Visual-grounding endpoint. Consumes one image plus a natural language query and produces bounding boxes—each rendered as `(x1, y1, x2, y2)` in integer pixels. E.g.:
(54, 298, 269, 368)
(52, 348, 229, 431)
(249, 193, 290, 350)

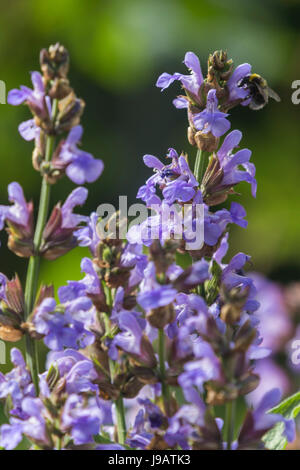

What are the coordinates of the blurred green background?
(0, 0, 300, 369)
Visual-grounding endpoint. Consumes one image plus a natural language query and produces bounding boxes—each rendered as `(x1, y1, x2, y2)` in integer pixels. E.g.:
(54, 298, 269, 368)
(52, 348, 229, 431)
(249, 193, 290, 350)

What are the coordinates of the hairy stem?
(103, 289, 127, 445)
(194, 148, 209, 184)
(158, 327, 170, 415)
(24, 99, 58, 392)
(225, 400, 235, 450)
(115, 395, 127, 445)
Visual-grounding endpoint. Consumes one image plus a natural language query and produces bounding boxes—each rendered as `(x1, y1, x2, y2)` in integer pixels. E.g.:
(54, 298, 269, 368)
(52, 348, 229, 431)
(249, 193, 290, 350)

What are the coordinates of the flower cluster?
(0, 46, 296, 451)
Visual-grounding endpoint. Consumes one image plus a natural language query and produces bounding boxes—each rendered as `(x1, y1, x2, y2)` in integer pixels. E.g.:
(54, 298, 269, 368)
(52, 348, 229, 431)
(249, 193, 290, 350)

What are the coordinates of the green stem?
(194, 149, 209, 184)
(24, 99, 58, 393)
(103, 291, 127, 445)
(103, 313, 115, 380)
(225, 400, 235, 450)
(115, 395, 127, 445)
(158, 327, 170, 414)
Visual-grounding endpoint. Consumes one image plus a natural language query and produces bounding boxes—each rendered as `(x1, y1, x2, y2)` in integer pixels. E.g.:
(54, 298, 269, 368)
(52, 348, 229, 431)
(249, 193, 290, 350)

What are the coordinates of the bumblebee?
(238, 73, 280, 110)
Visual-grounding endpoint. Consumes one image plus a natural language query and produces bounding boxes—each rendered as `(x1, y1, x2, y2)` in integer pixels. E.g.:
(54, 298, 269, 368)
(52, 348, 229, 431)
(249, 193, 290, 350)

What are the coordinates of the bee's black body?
(238, 73, 280, 110)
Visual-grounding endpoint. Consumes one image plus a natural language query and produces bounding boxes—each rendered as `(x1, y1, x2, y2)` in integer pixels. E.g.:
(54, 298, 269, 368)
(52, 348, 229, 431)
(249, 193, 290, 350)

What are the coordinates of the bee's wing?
(268, 87, 281, 102)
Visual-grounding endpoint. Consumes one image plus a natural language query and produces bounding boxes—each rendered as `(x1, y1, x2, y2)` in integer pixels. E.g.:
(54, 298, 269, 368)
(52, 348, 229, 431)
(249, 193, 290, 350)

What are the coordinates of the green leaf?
(93, 433, 114, 445)
(268, 391, 300, 419)
(204, 260, 222, 305)
(263, 391, 300, 450)
(93, 434, 135, 450)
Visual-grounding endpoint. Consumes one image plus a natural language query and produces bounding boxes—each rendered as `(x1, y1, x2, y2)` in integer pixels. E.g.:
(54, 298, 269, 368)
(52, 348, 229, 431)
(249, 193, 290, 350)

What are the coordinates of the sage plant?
(0, 46, 298, 450)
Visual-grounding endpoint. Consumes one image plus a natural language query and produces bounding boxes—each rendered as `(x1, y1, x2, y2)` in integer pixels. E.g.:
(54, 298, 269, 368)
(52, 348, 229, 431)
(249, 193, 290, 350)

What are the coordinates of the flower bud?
(238, 371, 260, 396)
(122, 295, 137, 310)
(40, 205, 77, 260)
(234, 320, 257, 352)
(185, 232, 223, 262)
(147, 435, 169, 451)
(194, 130, 219, 153)
(46, 363, 60, 391)
(201, 154, 228, 206)
(220, 304, 241, 325)
(6, 202, 35, 258)
(0, 275, 25, 341)
(139, 335, 157, 368)
(130, 366, 158, 385)
(122, 375, 145, 399)
(104, 266, 131, 289)
(0, 323, 23, 342)
(207, 50, 233, 85)
(149, 240, 178, 275)
(187, 125, 196, 146)
(220, 285, 250, 326)
(147, 304, 175, 329)
(48, 78, 72, 100)
(55, 92, 85, 133)
(205, 381, 238, 405)
(40, 43, 70, 80)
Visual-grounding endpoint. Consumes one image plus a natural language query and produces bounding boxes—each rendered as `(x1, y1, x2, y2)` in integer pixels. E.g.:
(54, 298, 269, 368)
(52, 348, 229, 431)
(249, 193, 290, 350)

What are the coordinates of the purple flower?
(61, 187, 89, 229)
(113, 312, 143, 356)
(193, 89, 231, 137)
(182, 259, 210, 287)
(230, 202, 248, 228)
(0, 420, 24, 450)
(216, 130, 257, 197)
(41, 350, 98, 397)
(54, 125, 103, 184)
(127, 200, 181, 247)
(238, 389, 295, 447)
(156, 51, 203, 105)
(227, 63, 252, 104)
(34, 299, 78, 350)
(61, 395, 103, 445)
(62, 257, 101, 299)
(178, 343, 221, 393)
(46, 348, 90, 374)
(7, 71, 48, 116)
(0, 182, 31, 231)
(75, 212, 100, 255)
(203, 206, 234, 246)
(127, 409, 152, 449)
(64, 360, 98, 394)
(222, 252, 259, 313)
(0, 349, 34, 413)
(121, 243, 148, 288)
(18, 119, 40, 142)
(0, 398, 49, 450)
(138, 285, 177, 311)
(128, 196, 243, 252)
(174, 293, 207, 325)
(34, 296, 95, 351)
(97, 444, 125, 450)
(137, 150, 197, 206)
(249, 273, 292, 352)
(21, 398, 48, 443)
(172, 315, 209, 359)
(247, 359, 291, 408)
(0, 273, 7, 302)
(138, 398, 165, 429)
(165, 388, 206, 449)
(113, 311, 155, 367)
